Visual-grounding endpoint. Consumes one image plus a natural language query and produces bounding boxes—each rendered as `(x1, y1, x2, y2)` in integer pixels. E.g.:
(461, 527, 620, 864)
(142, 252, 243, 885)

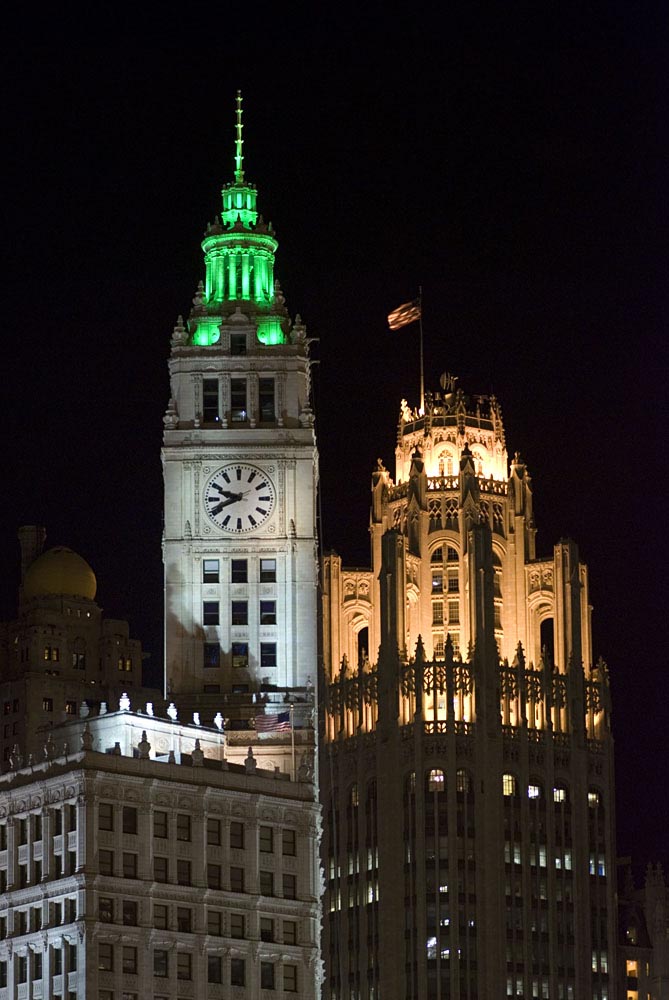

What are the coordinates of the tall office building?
(321, 379, 617, 999)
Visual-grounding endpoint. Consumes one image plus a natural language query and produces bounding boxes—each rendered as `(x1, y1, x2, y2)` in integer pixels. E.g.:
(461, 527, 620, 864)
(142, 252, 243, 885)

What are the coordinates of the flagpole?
(418, 286, 424, 412)
(290, 704, 295, 781)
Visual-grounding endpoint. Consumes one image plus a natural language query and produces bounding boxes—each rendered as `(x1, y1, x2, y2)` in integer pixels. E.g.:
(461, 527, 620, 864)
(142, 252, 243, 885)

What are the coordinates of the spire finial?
(234, 89, 244, 183)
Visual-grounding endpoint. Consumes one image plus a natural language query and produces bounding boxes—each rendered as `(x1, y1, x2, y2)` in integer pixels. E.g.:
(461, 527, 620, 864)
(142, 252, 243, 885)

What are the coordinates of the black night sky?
(0, 11, 666, 877)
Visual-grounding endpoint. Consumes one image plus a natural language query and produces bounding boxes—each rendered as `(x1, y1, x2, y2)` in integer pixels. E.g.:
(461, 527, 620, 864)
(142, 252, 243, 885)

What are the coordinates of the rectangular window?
(207, 863, 221, 889)
(448, 599, 460, 625)
(260, 558, 277, 583)
(203, 601, 220, 626)
(283, 873, 297, 899)
(72, 651, 85, 669)
(261, 962, 275, 990)
(208, 955, 222, 984)
(284, 964, 298, 993)
(153, 950, 168, 978)
(260, 642, 277, 668)
(153, 811, 168, 838)
(176, 813, 191, 842)
(260, 870, 274, 896)
(231, 958, 246, 987)
(65, 699, 77, 715)
(283, 919, 297, 945)
(259, 825, 274, 853)
(260, 600, 276, 625)
(207, 909, 222, 936)
(230, 866, 245, 892)
(203, 642, 220, 668)
(231, 558, 248, 583)
(117, 656, 132, 672)
(230, 912, 245, 939)
(207, 818, 221, 846)
(230, 378, 247, 422)
(231, 600, 248, 626)
(176, 907, 192, 933)
(99, 943, 114, 972)
(18, 818, 27, 845)
(447, 570, 459, 592)
(123, 853, 138, 879)
(230, 332, 246, 356)
(203, 683, 220, 693)
(282, 828, 297, 856)
(99, 850, 114, 876)
(203, 378, 220, 423)
(122, 900, 138, 925)
(177, 953, 192, 981)
(432, 572, 443, 593)
(122, 946, 137, 975)
(432, 601, 444, 625)
(153, 904, 168, 929)
(43, 697, 53, 712)
(32, 952, 42, 981)
(154, 856, 169, 883)
(122, 806, 137, 834)
(259, 378, 275, 422)
(176, 859, 191, 886)
(52, 948, 62, 974)
(232, 642, 249, 668)
(260, 917, 274, 942)
(230, 821, 244, 849)
(203, 558, 220, 583)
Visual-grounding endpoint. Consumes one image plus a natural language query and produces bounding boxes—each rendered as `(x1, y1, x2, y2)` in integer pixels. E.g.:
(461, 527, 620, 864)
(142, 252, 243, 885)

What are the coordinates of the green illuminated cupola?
(194, 91, 285, 346)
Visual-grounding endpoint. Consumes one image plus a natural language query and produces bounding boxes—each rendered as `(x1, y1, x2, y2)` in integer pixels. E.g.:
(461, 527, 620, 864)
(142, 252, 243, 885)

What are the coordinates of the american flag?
(387, 298, 421, 331)
(255, 711, 291, 734)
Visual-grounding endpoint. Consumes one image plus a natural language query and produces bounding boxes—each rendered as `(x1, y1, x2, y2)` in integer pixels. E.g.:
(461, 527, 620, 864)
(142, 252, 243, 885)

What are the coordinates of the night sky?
(0, 12, 666, 877)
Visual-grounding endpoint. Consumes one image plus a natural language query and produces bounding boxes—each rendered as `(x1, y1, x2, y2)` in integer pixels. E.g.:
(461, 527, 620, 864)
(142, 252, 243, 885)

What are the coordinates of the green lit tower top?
(189, 91, 285, 346)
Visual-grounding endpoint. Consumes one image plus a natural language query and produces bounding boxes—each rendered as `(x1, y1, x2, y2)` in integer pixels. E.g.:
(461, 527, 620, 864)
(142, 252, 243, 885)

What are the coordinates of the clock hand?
(211, 494, 243, 515)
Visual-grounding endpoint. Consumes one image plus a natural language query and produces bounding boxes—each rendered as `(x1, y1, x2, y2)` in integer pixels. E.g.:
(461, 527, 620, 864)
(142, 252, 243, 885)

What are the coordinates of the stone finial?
(99, 701, 107, 715)
(137, 732, 151, 759)
(81, 725, 93, 751)
(191, 739, 204, 767)
(245, 747, 257, 774)
(192, 712, 201, 726)
(167, 703, 178, 722)
(171, 315, 188, 346)
(213, 712, 224, 731)
(111, 742, 122, 756)
(43, 733, 55, 760)
(298, 756, 314, 783)
(79, 701, 90, 719)
(119, 693, 131, 712)
(145, 702, 154, 717)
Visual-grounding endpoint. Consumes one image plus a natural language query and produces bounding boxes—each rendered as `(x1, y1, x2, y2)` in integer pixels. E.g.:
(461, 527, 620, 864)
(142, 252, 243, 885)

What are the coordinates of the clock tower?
(162, 94, 318, 719)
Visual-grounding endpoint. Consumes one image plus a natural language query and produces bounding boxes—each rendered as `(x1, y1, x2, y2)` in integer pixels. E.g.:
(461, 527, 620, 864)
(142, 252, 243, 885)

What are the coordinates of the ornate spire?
(234, 90, 244, 184)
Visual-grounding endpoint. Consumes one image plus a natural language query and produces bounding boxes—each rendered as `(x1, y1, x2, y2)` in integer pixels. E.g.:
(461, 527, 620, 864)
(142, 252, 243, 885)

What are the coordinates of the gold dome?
(23, 546, 97, 601)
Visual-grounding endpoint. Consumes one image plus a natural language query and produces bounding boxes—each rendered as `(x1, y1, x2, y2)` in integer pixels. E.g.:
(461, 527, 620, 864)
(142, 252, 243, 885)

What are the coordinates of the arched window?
(428, 769, 445, 793)
(502, 773, 516, 797)
(455, 769, 471, 794)
(553, 785, 568, 804)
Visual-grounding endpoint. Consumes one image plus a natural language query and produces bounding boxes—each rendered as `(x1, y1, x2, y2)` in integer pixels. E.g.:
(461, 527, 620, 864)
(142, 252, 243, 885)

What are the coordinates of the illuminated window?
(553, 786, 566, 803)
(232, 642, 248, 668)
(456, 769, 470, 793)
(528, 784, 540, 799)
(428, 769, 445, 792)
(588, 790, 600, 808)
(502, 774, 516, 796)
(350, 784, 359, 808)
(203, 559, 219, 583)
(626, 960, 639, 978)
(117, 656, 132, 672)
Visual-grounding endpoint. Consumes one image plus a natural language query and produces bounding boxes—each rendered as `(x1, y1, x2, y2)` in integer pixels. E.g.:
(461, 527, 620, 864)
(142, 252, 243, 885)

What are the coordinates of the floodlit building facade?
(321, 380, 617, 999)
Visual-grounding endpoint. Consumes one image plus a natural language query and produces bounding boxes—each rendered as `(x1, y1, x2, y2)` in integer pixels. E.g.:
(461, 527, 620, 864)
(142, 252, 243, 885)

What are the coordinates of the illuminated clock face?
(204, 464, 276, 533)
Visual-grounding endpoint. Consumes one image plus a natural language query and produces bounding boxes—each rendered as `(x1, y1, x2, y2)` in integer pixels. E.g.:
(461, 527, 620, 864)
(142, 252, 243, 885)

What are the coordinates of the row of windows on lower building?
(98, 899, 298, 942)
(98, 806, 297, 855)
(99, 945, 299, 991)
(203, 557, 276, 584)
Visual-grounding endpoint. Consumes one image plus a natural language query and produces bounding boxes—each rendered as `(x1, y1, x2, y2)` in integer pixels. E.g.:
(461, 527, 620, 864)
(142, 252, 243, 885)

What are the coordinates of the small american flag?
(387, 298, 421, 331)
(255, 711, 291, 734)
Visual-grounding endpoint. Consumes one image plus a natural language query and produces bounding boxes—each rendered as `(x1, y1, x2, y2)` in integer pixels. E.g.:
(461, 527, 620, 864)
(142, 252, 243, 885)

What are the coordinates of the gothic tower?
(162, 95, 318, 728)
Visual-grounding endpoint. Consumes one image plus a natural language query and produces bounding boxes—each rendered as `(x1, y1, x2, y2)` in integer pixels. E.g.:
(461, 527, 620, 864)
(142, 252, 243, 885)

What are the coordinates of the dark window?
(259, 826, 274, 853)
(203, 558, 220, 583)
(260, 642, 277, 668)
(122, 946, 137, 975)
(232, 642, 248, 668)
(154, 856, 169, 883)
(259, 378, 275, 421)
(153, 950, 168, 977)
(231, 958, 246, 987)
(207, 909, 222, 936)
(153, 811, 168, 838)
(65, 700, 77, 715)
(261, 962, 275, 990)
(32, 952, 42, 981)
(204, 642, 220, 668)
(260, 917, 274, 942)
(176, 814, 191, 842)
(99, 897, 114, 923)
(230, 913, 245, 938)
(230, 866, 244, 892)
(99, 850, 114, 876)
(99, 803, 114, 832)
(230, 378, 247, 421)
(177, 907, 192, 933)
(203, 601, 219, 626)
(231, 559, 248, 583)
(42, 697, 53, 712)
(231, 600, 248, 626)
(207, 863, 221, 890)
(18, 819, 27, 845)
(283, 919, 297, 945)
(122, 900, 137, 926)
(230, 821, 244, 849)
(207, 818, 221, 846)
(123, 853, 137, 879)
(260, 600, 276, 625)
(99, 943, 113, 972)
(260, 870, 274, 896)
(230, 332, 246, 356)
(282, 828, 297, 856)
(283, 873, 296, 899)
(208, 955, 222, 984)
(176, 859, 191, 886)
(260, 558, 276, 583)
(203, 378, 219, 423)
(122, 807, 137, 835)
(177, 953, 192, 981)
(154, 904, 168, 929)
(284, 964, 298, 993)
